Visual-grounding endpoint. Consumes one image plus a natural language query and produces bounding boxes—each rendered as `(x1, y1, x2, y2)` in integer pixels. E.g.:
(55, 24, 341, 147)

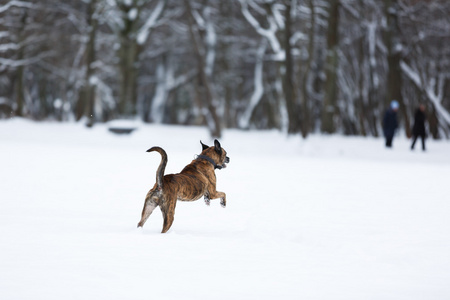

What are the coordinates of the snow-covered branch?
(0, 0, 34, 14)
(239, 0, 283, 60)
(239, 41, 267, 129)
(0, 43, 20, 52)
(0, 51, 54, 68)
(0, 32, 9, 39)
(150, 61, 196, 123)
(400, 60, 450, 125)
(137, 0, 165, 45)
(204, 7, 216, 77)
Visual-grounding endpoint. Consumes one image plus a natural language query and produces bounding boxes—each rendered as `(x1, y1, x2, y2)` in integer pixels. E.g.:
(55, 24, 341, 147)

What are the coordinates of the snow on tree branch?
(0, 43, 20, 52)
(239, 40, 267, 129)
(239, 0, 283, 60)
(400, 60, 450, 125)
(137, 0, 165, 45)
(0, 0, 34, 14)
(0, 51, 53, 68)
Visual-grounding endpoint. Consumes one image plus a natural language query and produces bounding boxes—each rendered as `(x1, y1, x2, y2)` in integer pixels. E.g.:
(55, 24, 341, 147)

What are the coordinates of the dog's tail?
(146, 146, 167, 189)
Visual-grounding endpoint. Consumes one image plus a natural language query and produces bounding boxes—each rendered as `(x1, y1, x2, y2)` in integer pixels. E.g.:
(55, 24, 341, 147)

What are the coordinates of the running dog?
(137, 140, 230, 233)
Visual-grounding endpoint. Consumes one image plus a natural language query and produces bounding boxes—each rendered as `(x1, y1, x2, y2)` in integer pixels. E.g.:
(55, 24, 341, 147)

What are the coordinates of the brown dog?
(137, 139, 230, 233)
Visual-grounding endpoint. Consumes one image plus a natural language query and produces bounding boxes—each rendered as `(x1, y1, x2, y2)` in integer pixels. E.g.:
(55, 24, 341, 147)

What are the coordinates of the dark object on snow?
(411, 105, 427, 151)
(382, 101, 399, 148)
(108, 127, 136, 134)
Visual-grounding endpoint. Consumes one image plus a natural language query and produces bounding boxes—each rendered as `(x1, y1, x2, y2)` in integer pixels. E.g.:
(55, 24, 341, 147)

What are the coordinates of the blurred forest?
(0, 0, 449, 138)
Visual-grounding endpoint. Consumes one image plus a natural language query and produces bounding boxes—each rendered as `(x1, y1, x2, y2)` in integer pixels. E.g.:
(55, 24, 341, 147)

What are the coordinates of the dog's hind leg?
(160, 198, 176, 233)
(137, 192, 159, 228)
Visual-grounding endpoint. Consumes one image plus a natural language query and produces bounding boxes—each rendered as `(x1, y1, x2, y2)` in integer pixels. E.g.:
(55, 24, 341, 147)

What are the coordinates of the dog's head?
(200, 139, 230, 169)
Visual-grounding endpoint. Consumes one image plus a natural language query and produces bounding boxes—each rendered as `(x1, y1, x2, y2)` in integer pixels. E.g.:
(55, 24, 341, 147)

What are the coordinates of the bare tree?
(1, 0, 450, 140)
(184, 0, 222, 138)
(383, 0, 411, 136)
(106, 0, 165, 116)
(321, 0, 340, 134)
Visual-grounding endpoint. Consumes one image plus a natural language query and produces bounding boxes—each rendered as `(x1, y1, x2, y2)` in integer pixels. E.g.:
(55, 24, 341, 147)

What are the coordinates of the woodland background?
(0, 0, 449, 139)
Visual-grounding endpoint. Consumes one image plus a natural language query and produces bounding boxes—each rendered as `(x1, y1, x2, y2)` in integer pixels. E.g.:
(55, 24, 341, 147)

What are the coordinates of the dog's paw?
(204, 196, 210, 206)
(220, 198, 226, 208)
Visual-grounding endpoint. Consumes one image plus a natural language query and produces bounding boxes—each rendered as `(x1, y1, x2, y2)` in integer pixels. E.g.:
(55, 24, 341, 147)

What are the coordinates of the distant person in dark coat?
(411, 104, 427, 151)
(383, 100, 399, 148)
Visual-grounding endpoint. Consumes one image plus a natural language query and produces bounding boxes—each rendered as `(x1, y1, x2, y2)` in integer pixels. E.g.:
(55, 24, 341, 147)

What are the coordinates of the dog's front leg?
(209, 191, 226, 208)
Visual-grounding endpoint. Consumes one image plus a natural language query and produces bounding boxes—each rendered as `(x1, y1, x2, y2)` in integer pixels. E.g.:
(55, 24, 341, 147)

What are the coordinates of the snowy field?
(1, 119, 450, 300)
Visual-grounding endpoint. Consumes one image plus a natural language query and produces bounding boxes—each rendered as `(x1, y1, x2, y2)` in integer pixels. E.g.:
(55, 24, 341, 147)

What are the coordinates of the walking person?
(411, 104, 427, 151)
(383, 100, 399, 148)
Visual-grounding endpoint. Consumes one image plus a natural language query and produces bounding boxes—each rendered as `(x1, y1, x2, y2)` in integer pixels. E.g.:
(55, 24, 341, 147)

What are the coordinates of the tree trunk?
(367, 23, 380, 137)
(283, 1, 299, 134)
(428, 104, 440, 139)
(118, 38, 139, 117)
(357, 34, 367, 137)
(184, 0, 221, 138)
(14, 10, 28, 117)
(321, 0, 340, 134)
(15, 60, 25, 117)
(300, 0, 315, 138)
(384, 0, 410, 137)
(239, 41, 266, 129)
(84, 0, 98, 127)
(116, 1, 140, 117)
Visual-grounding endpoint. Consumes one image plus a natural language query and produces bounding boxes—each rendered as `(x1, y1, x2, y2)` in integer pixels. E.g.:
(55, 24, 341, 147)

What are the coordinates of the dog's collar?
(196, 155, 222, 170)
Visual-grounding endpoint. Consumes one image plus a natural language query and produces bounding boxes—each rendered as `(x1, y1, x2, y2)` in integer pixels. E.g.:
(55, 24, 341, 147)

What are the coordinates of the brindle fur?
(137, 140, 230, 233)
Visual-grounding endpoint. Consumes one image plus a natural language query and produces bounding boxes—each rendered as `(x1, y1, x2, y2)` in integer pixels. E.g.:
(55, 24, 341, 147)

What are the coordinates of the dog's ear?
(214, 139, 222, 155)
(200, 140, 209, 151)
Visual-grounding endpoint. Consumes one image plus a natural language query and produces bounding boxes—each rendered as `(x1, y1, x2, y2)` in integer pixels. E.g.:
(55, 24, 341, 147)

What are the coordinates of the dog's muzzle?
(222, 156, 230, 168)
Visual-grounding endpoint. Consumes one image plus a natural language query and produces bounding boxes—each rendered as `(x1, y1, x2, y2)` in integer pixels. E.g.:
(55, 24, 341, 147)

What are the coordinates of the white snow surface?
(1, 119, 450, 299)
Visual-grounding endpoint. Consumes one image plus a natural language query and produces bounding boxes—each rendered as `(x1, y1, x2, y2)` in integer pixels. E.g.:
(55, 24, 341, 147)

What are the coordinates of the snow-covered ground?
(1, 119, 450, 300)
